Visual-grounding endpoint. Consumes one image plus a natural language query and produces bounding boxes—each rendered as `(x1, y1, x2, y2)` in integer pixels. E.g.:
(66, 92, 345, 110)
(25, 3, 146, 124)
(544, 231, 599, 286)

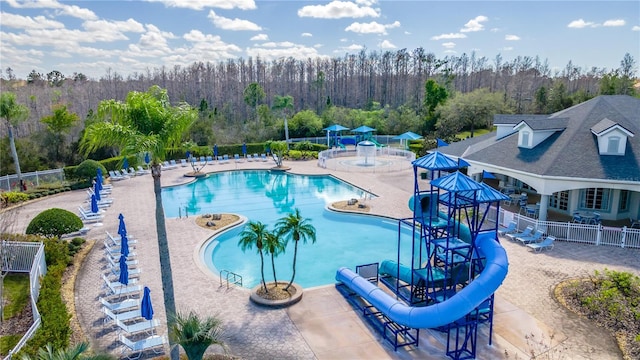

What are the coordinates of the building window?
(607, 136, 620, 154)
(549, 191, 568, 211)
(579, 188, 611, 211)
(619, 190, 630, 211)
(521, 131, 530, 147)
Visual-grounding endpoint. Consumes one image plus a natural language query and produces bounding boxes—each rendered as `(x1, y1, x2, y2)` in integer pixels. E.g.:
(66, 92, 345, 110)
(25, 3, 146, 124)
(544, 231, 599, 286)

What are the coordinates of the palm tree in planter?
(275, 208, 317, 290)
(263, 230, 286, 286)
(80, 85, 197, 360)
(238, 221, 269, 293)
(169, 311, 227, 360)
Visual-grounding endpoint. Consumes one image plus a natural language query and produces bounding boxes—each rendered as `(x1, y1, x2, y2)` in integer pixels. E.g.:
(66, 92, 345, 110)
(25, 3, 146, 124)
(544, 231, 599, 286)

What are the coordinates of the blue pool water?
(162, 170, 417, 288)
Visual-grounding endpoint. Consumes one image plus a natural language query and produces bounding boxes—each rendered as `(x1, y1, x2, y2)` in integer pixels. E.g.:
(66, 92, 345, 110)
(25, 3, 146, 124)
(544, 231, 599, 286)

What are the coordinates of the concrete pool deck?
(7, 157, 640, 359)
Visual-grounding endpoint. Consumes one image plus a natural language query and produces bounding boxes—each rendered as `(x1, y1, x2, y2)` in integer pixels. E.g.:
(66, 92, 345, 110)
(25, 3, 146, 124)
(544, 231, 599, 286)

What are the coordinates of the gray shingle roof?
(515, 117, 569, 131)
(590, 117, 634, 136)
(440, 95, 640, 181)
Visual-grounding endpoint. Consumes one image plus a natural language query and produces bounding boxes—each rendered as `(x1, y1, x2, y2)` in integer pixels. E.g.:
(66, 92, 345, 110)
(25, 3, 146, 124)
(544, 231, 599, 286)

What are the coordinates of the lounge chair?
(505, 225, 533, 242)
(78, 207, 104, 222)
(106, 254, 138, 269)
(115, 318, 160, 336)
(180, 159, 188, 167)
(220, 154, 230, 164)
(246, 154, 253, 162)
(234, 154, 243, 163)
(497, 221, 517, 236)
(136, 166, 150, 175)
(109, 170, 127, 181)
(100, 297, 139, 313)
(102, 274, 141, 296)
(104, 241, 136, 258)
(169, 159, 178, 168)
(107, 264, 141, 279)
(526, 236, 556, 252)
(105, 231, 138, 247)
(103, 306, 143, 325)
(516, 229, 545, 245)
(115, 170, 131, 179)
(260, 153, 268, 162)
(119, 334, 167, 360)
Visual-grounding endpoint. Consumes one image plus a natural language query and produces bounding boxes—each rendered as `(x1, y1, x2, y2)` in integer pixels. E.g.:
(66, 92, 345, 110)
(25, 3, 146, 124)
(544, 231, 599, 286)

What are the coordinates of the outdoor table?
(578, 212, 596, 224)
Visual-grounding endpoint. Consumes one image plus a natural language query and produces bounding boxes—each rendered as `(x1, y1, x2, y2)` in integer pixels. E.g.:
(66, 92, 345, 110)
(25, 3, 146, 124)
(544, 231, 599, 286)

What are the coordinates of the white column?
(538, 194, 550, 221)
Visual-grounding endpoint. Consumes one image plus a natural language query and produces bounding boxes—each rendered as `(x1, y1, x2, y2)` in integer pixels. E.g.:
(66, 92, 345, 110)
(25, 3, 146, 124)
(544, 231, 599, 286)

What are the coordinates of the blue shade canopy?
(412, 151, 459, 170)
(458, 158, 471, 168)
(141, 287, 154, 320)
(477, 182, 510, 202)
(430, 171, 484, 192)
(118, 255, 129, 285)
(352, 125, 376, 133)
(90, 194, 99, 213)
(393, 131, 422, 140)
(482, 170, 497, 180)
(439, 182, 510, 204)
(436, 138, 449, 147)
(323, 124, 350, 132)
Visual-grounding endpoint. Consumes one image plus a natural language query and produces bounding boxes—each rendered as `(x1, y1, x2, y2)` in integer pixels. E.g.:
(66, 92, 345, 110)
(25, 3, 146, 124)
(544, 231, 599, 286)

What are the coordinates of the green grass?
(3, 273, 30, 320)
(455, 128, 491, 140)
(0, 334, 23, 356)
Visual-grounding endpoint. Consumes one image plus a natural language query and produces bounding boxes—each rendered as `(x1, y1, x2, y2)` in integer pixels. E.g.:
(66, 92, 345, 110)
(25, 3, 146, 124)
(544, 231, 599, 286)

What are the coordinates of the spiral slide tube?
(335, 232, 508, 329)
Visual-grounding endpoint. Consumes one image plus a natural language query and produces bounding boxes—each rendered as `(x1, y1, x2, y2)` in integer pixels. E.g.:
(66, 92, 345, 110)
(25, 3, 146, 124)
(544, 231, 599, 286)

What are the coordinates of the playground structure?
(335, 151, 510, 359)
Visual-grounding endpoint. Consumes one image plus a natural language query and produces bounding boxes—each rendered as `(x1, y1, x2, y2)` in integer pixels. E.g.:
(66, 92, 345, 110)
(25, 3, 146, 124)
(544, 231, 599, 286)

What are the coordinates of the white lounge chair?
(119, 334, 167, 360)
(106, 254, 139, 269)
(108, 170, 126, 181)
(78, 207, 104, 223)
(104, 242, 136, 258)
(246, 154, 253, 162)
(103, 277, 141, 297)
(221, 154, 230, 164)
(234, 154, 243, 163)
(180, 159, 188, 167)
(506, 225, 533, 242)
(103, 307, 143, 325)
(526, 236, 556, 252)
(105, 231, 138, 247)
(100, 297, 139, 313)
(115, 318, 160, 336)
(260, 153, 268, 162)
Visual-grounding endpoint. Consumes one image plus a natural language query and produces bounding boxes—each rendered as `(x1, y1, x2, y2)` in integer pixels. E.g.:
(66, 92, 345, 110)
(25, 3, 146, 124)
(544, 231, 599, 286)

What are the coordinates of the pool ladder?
(219, 270, 243, 289)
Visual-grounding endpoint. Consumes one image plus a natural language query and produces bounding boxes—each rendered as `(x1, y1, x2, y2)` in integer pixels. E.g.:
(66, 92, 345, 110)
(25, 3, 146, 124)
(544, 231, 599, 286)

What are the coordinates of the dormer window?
(513, 118, 567, 149)
(591, 118, 634, 156)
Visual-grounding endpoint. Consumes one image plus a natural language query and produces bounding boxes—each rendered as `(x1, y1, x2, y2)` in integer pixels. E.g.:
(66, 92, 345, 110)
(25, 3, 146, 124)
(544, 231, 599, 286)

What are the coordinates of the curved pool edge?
(193, 214, 248, 286)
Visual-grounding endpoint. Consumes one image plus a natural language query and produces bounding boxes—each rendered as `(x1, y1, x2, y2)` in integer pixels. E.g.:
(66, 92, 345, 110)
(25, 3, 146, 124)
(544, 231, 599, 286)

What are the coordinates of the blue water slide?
(335, 231, 508, 329)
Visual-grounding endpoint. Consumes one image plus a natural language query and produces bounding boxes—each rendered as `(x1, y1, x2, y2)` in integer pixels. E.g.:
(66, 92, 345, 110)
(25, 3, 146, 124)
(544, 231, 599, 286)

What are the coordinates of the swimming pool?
(162, 170, 418, 288)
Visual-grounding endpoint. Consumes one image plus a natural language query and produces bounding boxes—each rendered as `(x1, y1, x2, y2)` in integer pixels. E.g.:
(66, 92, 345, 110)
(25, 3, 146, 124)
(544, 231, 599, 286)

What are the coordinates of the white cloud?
(301, 32, 312, 37)
(0, 12, 65, 29)
(500, 46, 514, 51)
(505, 34, 520, 41)
(247, 41, 324, 61)
(144, 0, 256, 10)
(3, 0, 97, 20)
(57, 4, 98, 20)
(633, 25, 640, 31)
(338, 44, 365, 52)
(208, 10, 261, 30)
(442, 42, 456, 49)
(568, 19, 596, 28)
(83, 18, 145, 34)
(250, 33, 269, 41)
(431, 33, 466, 40)
(379, 40, 395, 49)
(298, 0, 380, 19)
(345, 20, 399, 34)
(444, 50, 456, 54)
(460, 15, 488, 32)
(603, 19, 625, 27)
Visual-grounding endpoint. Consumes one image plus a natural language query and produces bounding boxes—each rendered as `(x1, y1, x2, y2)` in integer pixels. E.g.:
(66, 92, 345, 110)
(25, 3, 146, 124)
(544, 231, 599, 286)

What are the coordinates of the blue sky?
(1, 0, 638, 80)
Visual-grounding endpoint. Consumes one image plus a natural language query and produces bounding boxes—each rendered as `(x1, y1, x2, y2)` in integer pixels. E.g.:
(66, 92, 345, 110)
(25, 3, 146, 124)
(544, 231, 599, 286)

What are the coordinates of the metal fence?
(497, 208, 640, 249)
(0, 169, 65, 192)
(3, 241, 47, 360)
(291, 135, 404, 148)
(317, 147, 415, 173)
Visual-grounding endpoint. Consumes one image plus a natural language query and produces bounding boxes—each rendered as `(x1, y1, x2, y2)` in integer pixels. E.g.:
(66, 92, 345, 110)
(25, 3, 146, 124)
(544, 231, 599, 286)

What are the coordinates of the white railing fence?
(0, 169, 65, 192)
(4, 241, 47, 360)
(496, 208, 640, 249)
(317, 147, 415, 173)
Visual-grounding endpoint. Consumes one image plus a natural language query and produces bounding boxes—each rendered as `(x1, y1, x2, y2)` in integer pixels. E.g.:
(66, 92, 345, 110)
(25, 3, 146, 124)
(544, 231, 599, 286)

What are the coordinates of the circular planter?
(250, 282, 303, 308)
(184, 171, 207, 178)
(270, 166, 290, 172)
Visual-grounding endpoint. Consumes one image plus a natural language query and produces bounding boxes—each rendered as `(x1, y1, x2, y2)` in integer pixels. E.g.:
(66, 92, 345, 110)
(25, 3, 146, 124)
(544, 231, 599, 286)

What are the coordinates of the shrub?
(1, 191, 30, 204)
(288, 150, 303, 160)
(293, 141, 315, 151)
(74, 159, 107, 181)
(26, 208, 83, 238)
(67, 237, 86, 257)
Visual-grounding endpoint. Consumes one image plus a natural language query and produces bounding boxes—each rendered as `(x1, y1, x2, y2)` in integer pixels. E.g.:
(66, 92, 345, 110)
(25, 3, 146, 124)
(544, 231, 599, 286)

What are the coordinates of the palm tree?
(238, 221, 269, 293)
(80, 85, 197, 360)
(1, 92, 30, 191)
(263, 230, 285, 286)
(275, 208, 317, 290)
(168, 311, 227, 360)
(23, 342, 114, 360)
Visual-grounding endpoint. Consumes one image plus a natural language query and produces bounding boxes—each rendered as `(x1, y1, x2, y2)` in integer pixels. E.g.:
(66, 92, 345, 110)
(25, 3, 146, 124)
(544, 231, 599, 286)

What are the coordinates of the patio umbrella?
(436, 138, 449, 147)
(482, 170, 497, 180)
(96, 168, 103, 178)
(242, 143, 247, 156)
(120, 232, 129, 258)
(123, 157, 129, 171)
(90, 194, 99, 214)
(393, 131, 422, 149)
(94, 181, 101, 201)
(141, 286, 154, 321)
(213, 144, 218, 158)
(458, 158, 471, 168)
(144, 152, 150, 165)
(118, 213, 127, 238)
(118, 255, 129, 285)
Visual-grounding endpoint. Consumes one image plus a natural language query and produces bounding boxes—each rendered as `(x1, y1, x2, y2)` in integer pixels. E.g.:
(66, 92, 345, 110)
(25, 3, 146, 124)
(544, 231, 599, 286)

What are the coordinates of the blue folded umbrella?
(91, 194, 99, 214)
(141, 287, 154, 320)
(118, 255, 129, 285)
(118, 213, 127, 237)
(120, 233, 129, 258)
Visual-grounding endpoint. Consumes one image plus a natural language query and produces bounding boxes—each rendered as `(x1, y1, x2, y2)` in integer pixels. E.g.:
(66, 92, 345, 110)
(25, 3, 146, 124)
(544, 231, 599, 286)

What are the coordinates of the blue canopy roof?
(323, 124, 350, 132)
(430, 171, 483, 192)
(394, 131, 422, 140)
(352, 125, 376, 133)
(439, 181, 510, 205)
(412, 151, 459, 170)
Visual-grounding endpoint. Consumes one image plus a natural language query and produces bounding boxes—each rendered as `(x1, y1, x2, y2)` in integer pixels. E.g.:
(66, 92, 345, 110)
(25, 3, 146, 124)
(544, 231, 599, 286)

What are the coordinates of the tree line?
(1, 48, 637, 175)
